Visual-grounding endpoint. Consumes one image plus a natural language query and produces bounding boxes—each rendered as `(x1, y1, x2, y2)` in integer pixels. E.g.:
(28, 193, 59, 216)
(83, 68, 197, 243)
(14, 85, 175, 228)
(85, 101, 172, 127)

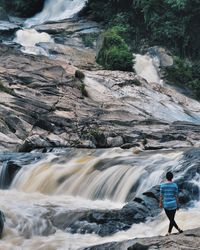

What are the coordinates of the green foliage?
(85, 0, 200, 59)
(80, 83, 88, 97)
(164, 57, 192, 84)
(74, 70, 88, 97)
(80, 33, 99, 48)
(165, 57, 200, 99)
(97, 26, 133, 71)
(3, 0, 44, 17)
(88, 128, 101, 138)
(75, 70, 85, 80)
(84, 0, 200, 97)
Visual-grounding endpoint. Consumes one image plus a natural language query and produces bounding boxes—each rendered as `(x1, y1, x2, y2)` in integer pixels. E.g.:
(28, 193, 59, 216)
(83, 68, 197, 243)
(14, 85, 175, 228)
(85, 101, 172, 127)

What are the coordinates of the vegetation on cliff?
(0, 0, 44, 17)
(83, 0, 200, 98)
(97, 26, 133, 71)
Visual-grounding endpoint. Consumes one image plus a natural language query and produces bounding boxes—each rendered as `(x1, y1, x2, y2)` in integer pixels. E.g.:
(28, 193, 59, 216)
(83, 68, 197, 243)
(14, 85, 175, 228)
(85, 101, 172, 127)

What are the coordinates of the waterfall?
(25, 0, 87, 27)
(14, 0, 87, 55)
(14, 28, 54, 55)
(134, 54, 163, 84)
(10, 149, 184, 202)
(0, 149, 199, 249)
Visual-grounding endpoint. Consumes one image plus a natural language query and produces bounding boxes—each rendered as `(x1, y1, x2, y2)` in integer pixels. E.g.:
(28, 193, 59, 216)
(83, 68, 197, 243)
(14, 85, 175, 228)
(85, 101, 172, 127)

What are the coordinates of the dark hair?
(166, 171, 173, 181)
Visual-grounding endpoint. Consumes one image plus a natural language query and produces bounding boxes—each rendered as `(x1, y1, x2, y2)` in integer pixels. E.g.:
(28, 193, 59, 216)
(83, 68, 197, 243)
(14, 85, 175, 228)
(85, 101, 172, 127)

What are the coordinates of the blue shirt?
(160, 182, 178, 210)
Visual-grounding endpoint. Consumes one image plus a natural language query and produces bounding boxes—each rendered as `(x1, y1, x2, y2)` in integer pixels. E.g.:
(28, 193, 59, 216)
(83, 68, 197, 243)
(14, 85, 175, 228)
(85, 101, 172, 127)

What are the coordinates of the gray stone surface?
(0, 17, 200, 152)
(84, 227, 200, 250)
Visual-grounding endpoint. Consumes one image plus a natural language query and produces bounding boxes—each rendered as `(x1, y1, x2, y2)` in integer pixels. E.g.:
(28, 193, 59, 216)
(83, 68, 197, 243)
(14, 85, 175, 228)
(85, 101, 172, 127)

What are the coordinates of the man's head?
(166, 171, 173, 181)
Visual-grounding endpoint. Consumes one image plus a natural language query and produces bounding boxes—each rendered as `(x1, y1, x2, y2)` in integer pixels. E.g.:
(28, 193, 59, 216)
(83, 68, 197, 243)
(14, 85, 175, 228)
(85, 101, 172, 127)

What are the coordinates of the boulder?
(0, 161, 21, 189)
(147, 46, 173, 67)
(0, 210, 5, 238)
(107, 136, 124, 147)
(84, 227, 200, 250)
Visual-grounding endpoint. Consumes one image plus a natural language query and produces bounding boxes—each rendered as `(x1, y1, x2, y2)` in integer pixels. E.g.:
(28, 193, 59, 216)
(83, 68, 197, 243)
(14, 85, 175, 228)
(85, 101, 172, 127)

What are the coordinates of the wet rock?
(107, 136, 124, 147)
(1, 39, 200, 151)
(69, 220, 100, 234)
(147, 46, 173, 67)
(0, 152, 44, 187)
(66, 200, 154, 236)
(19, 135, 53, 152)
(0, 20, 19, 36)
(145, 139, 191, 150)
(75, 70, 85, 80)
(120, 142, 141, 149)
(160, 133, 187, 142)
(76, 140, 96, 149)
(93, 133, 107, 148)
(0, 161, 21, 189)
(84, 228, 200, 250)
(178, 189, 191, 204)
(0, 210, 5, 239)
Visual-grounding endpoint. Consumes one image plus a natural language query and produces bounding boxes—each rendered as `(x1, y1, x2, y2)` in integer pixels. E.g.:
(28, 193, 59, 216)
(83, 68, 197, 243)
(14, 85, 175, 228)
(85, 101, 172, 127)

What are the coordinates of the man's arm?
(159, 195, 163, 208)
(175, 183, 179, 209)
(176, 195, 179, 209)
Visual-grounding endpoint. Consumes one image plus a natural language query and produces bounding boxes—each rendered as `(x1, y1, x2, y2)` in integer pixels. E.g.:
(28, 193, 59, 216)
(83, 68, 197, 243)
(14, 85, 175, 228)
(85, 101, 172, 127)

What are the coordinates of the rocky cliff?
(0, 26, 200, 152)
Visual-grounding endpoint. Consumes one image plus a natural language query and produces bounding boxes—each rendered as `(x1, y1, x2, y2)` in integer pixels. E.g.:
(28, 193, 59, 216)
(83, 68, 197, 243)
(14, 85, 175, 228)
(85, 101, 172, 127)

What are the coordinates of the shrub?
(97, 26, 133, 71)
(164, 57, 193, 84)
(85, 0, 200, 59)
(80, 83, 88, 97)
(75, 70, 85, 80)
(164, 57, 200, 99)
(3, 0, 44, 17)
(80, 33, 99, 48)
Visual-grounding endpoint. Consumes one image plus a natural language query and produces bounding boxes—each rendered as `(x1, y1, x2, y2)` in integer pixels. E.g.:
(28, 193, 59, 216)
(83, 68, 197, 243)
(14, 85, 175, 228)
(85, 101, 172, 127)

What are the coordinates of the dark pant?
(164, 209, 179, 233)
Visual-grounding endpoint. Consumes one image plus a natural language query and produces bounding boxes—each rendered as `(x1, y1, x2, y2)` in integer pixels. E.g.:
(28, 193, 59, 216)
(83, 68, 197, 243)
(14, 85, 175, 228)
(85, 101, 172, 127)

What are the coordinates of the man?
(159, 171, 183, 236)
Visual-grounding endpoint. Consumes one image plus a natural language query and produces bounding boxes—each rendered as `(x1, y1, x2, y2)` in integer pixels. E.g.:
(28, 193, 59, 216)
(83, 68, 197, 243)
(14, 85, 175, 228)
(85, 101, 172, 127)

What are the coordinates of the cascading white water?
(11, 149, 183, 202)
(25, 0, 87, 27)
(134, 54, 163, 84)
(14, 28, 54, 55)
(0, 149, 200, 249)
(14, 0, 87, 55)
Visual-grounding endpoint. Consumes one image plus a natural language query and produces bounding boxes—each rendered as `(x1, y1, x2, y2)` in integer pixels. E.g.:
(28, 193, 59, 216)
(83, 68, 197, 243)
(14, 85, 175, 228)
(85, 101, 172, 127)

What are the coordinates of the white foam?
(14, 29, 54, 55)
(134, 54, 162, 84)
(25, 0, 87, 27)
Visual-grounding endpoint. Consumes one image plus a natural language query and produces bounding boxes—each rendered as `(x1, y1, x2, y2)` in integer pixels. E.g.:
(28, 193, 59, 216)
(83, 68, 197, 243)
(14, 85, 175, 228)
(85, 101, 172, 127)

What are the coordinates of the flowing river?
(0, 148, 200, 249)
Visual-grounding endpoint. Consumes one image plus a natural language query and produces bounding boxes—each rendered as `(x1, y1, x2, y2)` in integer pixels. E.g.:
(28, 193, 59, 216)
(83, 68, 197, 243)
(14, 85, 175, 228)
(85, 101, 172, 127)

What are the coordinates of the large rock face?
(0, 39, 200, 151)
(0, 16, 200, 152)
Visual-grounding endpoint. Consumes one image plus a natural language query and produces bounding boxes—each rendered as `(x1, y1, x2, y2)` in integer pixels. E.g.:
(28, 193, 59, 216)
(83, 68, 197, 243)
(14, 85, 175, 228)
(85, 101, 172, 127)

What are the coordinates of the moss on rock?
(97, 26, 133, 71)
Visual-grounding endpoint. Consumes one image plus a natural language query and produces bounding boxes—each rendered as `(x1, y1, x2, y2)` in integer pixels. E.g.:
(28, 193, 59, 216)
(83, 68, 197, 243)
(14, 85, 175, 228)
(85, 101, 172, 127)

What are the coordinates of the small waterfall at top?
(14, 0, 87, 55)
(14, 29, 54, 55)
(134, 54, 163, 84)
(25, 0, 87, 27)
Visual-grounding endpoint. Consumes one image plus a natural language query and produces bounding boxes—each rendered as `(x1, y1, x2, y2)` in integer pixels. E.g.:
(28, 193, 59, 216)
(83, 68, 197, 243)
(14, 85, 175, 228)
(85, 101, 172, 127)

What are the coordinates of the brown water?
(0, 148, 199, 249)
